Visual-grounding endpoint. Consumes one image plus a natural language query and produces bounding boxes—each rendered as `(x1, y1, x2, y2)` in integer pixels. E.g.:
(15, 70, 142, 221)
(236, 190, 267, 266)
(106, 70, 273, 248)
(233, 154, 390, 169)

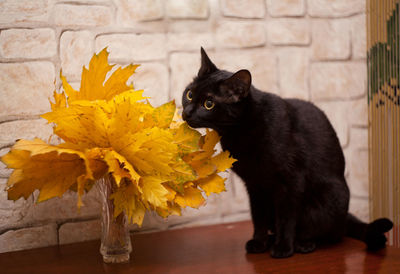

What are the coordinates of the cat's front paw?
(270, 243, 294, 258)
(246, 239, 269, 253)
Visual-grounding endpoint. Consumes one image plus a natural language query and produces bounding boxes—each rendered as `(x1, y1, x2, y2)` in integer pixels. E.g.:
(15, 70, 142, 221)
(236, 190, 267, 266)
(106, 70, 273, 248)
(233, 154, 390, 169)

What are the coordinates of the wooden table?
(1, 221, 399, 273)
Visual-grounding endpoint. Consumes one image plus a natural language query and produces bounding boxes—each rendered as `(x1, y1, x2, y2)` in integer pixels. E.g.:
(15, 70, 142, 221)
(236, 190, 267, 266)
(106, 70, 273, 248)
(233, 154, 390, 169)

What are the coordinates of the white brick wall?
(0, 0, 369, 252)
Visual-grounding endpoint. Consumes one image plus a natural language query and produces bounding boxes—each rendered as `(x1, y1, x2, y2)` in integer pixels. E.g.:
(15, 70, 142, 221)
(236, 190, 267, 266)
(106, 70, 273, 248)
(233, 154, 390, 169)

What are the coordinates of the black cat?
(181, 48, 393, 258)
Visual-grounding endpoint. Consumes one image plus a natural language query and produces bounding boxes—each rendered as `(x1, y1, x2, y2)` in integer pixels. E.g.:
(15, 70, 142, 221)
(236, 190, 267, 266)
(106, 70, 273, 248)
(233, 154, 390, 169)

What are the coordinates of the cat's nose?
(182, 106, 194, 120)
(182, 109, 191, 120)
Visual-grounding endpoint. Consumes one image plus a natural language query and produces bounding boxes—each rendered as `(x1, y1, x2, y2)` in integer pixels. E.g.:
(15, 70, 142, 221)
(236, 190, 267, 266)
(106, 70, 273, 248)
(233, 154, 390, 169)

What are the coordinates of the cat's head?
(182, 48, 252, 131)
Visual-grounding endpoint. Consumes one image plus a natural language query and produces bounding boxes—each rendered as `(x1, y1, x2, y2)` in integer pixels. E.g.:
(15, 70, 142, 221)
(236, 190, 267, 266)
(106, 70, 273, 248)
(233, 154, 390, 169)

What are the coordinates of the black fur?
(182, 48, 393, 258)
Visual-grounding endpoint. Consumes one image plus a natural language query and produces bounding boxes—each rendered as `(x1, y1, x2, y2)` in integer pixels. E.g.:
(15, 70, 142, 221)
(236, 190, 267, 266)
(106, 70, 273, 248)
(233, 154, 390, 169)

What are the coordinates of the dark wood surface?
(0, 221, 399, 274)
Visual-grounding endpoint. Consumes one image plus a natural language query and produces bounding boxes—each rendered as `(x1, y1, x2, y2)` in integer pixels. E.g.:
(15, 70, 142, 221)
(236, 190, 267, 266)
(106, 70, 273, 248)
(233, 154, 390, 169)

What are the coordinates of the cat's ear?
(198, 47, 217, 77)
(220, 69, 252, 103)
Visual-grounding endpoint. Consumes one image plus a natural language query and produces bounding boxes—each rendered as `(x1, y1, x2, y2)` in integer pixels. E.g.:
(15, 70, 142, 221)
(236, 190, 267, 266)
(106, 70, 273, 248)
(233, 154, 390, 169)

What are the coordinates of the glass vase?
(97, 174, 132, 263)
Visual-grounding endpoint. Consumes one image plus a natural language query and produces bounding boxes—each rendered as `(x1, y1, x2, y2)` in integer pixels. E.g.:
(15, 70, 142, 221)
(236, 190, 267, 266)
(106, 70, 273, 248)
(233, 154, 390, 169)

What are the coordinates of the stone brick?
(310, 62, 366, 101)
(267, 19, 310, 45)
(220, 0, 265, 18)
(166, 0, 209, 19)
(0, 119, 53, 148)
(60, 31, 94, 81)
(213, 49, 278, 93)
(351, 14, 367, 59)
(0, 149, 11, 178)
(116, 0, 163, 24)
(0, 28, 56, 59)
(349, 197, 369, 222)
(216, 21, 266, 49)
(227, 173, 250, 213)
(316, 101, 349, 147)
(278, 48, 309, 100)
(53, 4, 113, 27)
(167, 32, 214, 52)
(168, 20, 213, 33)
(0, 179, 32, 230)
(0, 224, 57, 253)
(0, 0, 50, 24)
(312, 19, 351, 61)
(130, 62, 169, 107)
(348, 98, 368, 126)
(96, 33, 167, 62)
(169, 53, 199, 106)
(350, 127, 368, 150)
(308, 0, 365, 18)
(0, 62, 55, 117)
(266, 0, 305, 17)
(344, 147, 369, 198)
(59, 219, 101, 245)
(25, 189, 101, 223)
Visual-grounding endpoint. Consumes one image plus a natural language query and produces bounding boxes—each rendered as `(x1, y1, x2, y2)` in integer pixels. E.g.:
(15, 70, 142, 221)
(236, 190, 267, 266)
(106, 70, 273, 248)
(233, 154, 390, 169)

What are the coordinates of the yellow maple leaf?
(197, 174, 226, 196)
(109, 181, 146, 226)
(1, 139, 91, 204)
(211, 151, 237, 172)
(174, 186, 205, 208)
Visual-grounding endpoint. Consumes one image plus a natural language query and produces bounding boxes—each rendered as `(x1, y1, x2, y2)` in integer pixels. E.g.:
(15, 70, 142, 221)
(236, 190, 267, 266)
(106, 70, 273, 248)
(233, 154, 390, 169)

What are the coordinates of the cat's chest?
(220, 131, 267, 163)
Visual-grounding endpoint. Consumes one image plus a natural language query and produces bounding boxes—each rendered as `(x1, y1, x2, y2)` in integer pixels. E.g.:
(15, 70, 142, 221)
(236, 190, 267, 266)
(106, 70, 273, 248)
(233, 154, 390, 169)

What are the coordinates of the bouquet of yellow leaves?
(1, 48, 236, 226)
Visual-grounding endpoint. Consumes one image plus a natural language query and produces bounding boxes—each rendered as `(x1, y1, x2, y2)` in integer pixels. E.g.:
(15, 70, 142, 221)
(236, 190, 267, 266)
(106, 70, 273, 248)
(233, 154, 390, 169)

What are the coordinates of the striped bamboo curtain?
(367, 0, 400, 247)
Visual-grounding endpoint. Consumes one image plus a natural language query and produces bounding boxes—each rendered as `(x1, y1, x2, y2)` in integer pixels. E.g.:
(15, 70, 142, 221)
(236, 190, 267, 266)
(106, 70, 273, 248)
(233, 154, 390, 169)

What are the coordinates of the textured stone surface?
(130, 62, 169, 107)
(25, 190, 101, 223)
(59, 219, 101, 245)
(308, 0, 365, 18)
(267, 19, 310, 45)
(60, 31, 94, 81)
(166, 0, 209, 19)
(349, 197, 369, 222)
(0, 28, 56, 59)
(96, 33, 167, 62)
(116, 0, 163, 23)
(278, 48, 309, 100)
(312, 19, 350, 61)
(53, 4, 113, 27)
(266, 0, 305, 17)
(0, 149, 11, 178)
(224, 172, 250, 214)
(167, 32, 214, 51)
(0, 62, 55, 117)
(169, 52, 199, 105)
(310, 62, 366, 101)
(345, 127, 369, 197)
(213, 49, 278, 93)
(351, 14, 367, 59)
(316, 101, 349, 147)
(216, 21, 266, 48)
(0, 179, 32, 230)
(0, 224, 57, 253)
(220, 0, 265, 18)
(0, 119, 53, 148)
(0, 0, 50, 24)
(346, 148, 369, 198)
(348, 98, 368, 126)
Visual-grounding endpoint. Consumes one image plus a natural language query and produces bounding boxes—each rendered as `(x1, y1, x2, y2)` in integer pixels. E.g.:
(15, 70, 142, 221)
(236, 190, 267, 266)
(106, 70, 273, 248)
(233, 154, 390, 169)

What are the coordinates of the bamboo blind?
(367, 0, 400, 247)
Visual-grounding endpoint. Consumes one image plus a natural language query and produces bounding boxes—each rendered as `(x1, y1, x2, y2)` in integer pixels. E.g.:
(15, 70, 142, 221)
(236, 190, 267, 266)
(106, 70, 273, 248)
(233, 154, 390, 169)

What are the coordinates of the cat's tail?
(346, 213, 393, 250)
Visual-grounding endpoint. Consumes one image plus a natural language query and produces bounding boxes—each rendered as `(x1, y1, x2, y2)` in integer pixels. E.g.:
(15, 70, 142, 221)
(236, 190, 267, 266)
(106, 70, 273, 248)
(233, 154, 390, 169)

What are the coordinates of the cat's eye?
(186, 90, 193, 101)
(204, 99, 215, 110)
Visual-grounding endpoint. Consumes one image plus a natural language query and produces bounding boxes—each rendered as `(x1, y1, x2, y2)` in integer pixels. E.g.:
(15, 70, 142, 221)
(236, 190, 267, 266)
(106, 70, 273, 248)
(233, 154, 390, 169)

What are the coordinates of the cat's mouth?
(183, 118, 204, 128)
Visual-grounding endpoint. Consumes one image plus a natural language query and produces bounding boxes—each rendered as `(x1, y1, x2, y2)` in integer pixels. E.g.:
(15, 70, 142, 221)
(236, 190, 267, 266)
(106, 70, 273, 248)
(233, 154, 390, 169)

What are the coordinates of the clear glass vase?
(97, 174, 132, 263)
